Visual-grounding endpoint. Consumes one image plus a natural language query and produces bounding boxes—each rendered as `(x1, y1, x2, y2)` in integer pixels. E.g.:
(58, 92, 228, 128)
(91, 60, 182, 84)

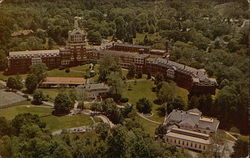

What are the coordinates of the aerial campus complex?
(7, 18, 217, 95)
(4, 18, 221, 153)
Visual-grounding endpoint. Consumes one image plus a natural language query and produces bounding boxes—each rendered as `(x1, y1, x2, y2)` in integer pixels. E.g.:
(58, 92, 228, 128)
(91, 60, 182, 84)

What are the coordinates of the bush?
(136, 98, 152, 114)
(65, 68, 70, 73)
(136, 72, 142, 79)
(120, 98, 129, 103)
(32, 90, 45, 105)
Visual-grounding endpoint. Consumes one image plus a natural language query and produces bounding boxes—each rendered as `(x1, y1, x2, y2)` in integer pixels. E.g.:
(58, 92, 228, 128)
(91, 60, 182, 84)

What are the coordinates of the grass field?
(0, 105, 53, 120)
(136, 115, 159, 136)
(123, 80, 188, 122)
(37, 88, 64, 101)
(47, 69, 84, 77)
(0, 71, 27, 81)
(41, 114, 93, 131)
(0, 104, 94, 131)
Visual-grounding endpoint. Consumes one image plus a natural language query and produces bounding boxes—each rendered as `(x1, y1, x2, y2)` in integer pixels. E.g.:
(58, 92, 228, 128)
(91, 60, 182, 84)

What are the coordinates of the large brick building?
(6, 17, 217, 94)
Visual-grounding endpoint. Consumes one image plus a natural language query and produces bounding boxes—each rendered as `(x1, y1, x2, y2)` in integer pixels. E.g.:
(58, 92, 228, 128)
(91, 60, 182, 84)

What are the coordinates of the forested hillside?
(0, 0, 249, 135)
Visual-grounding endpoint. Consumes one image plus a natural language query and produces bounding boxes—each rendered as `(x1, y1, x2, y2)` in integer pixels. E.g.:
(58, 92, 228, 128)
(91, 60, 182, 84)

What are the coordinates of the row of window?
(167, 137, 207, 151)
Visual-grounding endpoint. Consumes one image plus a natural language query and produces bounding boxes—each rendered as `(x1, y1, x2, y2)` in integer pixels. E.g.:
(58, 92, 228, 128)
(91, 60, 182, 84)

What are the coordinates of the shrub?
(65, 68, 70, 73)
(120, 98, 129, 103)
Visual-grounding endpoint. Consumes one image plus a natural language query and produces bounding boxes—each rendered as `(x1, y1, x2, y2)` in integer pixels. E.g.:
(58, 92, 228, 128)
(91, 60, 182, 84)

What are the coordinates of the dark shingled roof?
(113, 43, 150, 49)
(146, 58, 217, 85)
(96, 50, 150, 59)
(165, 109, 220, 132)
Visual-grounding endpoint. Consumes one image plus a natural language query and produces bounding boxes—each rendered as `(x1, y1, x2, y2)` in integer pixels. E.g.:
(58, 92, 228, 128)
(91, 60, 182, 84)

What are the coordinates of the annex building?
(163, 109, 220, 152)
(6, 17, 217, 94)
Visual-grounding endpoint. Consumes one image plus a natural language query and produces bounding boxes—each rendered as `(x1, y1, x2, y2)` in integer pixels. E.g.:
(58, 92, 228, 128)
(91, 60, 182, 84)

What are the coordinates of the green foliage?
(98, 56, 121, 82)
(25, 74, 38, 94)
(32, 90, 45, 105)
(231, 138, 249, 158)
(157, 81, 177, 103)
(87, 30, 102, 45)
(29, 63, 48, 82)
(136, 98, 152, 114)
(127, 64, 136, 79)
(107, 72, 125, 100)
(54, 92, 74, 115)
(11, 113, 46, 136)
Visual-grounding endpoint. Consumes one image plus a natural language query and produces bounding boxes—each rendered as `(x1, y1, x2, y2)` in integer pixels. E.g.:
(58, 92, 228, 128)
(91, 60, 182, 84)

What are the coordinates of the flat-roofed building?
(7, 50, 60, 74)
(40, 77, 86, 88)
(163, 109, 220, 152)
(165, 128, 211, 152)
(77, 83, 110, 99)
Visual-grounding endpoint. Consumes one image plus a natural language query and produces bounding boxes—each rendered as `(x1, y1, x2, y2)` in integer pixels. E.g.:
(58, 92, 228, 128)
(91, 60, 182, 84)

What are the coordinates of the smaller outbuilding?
(77, 83, 110, 100)
(40, 77, 86, 88)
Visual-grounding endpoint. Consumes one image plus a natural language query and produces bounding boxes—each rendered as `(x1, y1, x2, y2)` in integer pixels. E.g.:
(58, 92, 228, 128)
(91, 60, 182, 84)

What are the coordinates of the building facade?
(6, 17, 217, 94)
(163, 109, 220, 152)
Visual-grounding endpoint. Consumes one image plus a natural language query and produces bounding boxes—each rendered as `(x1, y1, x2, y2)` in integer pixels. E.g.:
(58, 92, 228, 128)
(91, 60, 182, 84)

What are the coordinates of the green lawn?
(0, 104, 94, 132)
(37, 88, 63, 101)
(123, 80, 164, 122)
(41, 114, 93, 131)
(0, 71, 27, 81)
(123, 80, 188, 123)
(47, 69, 84, 77)
(0, 105, 53, 120)
(136, 115, 159, 136)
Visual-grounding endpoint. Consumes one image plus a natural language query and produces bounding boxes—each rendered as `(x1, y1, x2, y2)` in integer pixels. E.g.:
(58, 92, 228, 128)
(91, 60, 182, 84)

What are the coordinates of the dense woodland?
(0, 0, 249, 156)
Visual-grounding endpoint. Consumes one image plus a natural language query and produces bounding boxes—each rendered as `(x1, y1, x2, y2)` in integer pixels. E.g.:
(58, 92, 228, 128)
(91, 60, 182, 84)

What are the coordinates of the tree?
(107, 72, 125, 101)
(101, 98, 123, 124)
(114, 16, 127, 40)
(52, 145, 73, 158)
(87, 30, 102, 45)
(25, 74, 38, 94)
(54, 92, 74, 114)
(0, 53, 7, 71)
(136, 98, 152, 114)
(98, 56, 121, 81)
(230, 138, 249, 158)
(127, 64, 136, 79)
(6, 77, 17, 90)
(0, 117, 11, 137)
(29, 63, 48, 82)
(157, 81, 177, 103)
(11, 113, 46, 136)
(15, 75, 23, 90)
(32, 90, 45, 105)
(7, 76, 23, 90)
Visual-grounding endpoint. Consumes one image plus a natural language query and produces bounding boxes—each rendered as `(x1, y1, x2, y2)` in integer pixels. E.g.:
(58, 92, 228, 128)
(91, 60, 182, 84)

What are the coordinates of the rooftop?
(42, 77, 86, 85)
(166, 129, 211, 144)
(146, 58, 217, 84)
(165, 109, 220, 132)
(9, 50, 59, 57)
(96, 50, 150, 59)
(78, 83, 110, 91)
(113, 43, 151, 49)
